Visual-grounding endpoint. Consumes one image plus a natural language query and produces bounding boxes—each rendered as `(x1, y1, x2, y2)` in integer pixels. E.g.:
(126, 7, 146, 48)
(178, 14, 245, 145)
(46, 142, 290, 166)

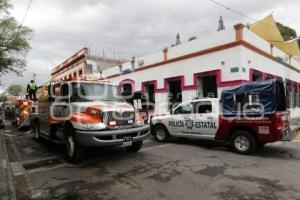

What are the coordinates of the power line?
(29, 27, 219, 61)
(24, 71, 49, 78)
(20, 0, 32, 26)
(207, 0, 256, 22)
(13, 0, 32, 41)
(34, 27, 217, 41)
(207, 0, 292, 40)
(30, 47, 56, 65)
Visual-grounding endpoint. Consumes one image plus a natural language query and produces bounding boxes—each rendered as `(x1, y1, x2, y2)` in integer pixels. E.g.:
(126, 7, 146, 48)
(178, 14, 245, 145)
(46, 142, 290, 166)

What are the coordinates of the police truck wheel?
(258, 142, 266, 148)
(66, 134, 85, 164)
(153, 125, 169, 142)
(125, 140, 143, 152)
(230, 131, 257, 155)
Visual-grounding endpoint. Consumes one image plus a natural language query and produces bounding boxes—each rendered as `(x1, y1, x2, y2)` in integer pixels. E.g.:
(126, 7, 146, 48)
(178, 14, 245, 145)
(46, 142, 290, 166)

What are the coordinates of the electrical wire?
(23, 71, 50, 78)
(207, 0, 256, 21)
(33, 27, 217, 41)
(207, 0, 298, 36)
(20, 0, 32, 26)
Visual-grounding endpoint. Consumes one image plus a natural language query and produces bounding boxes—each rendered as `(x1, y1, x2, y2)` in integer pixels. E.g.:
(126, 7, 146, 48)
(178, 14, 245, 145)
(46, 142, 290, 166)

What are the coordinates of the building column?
(234, 23, 244, 41)
(163, 47, 168, 61)
(289, 55, 292, 65)
(270, 44, 274, 56)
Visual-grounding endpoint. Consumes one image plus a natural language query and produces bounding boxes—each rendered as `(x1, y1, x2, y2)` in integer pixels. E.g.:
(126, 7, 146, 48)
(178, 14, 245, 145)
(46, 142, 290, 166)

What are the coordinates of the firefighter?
(27, 80, 37, 101)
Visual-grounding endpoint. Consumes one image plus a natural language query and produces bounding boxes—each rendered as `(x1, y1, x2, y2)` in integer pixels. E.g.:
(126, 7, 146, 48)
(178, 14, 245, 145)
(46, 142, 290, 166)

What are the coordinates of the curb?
(293, 134, 300, 142)
(291, 127, 300, 142)
(0, 131, 17, 200)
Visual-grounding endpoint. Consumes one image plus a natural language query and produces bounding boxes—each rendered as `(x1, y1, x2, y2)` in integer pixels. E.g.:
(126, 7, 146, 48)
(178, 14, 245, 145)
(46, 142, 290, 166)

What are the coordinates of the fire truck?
(15, 99, 36, 131)
(151, 79, 296, 154)
(30, 79, 150, 163)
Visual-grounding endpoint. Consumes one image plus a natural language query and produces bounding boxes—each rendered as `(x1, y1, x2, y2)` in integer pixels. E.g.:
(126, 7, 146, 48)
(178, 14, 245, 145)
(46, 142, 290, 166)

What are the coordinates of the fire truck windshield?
(71, 83, 124, 102)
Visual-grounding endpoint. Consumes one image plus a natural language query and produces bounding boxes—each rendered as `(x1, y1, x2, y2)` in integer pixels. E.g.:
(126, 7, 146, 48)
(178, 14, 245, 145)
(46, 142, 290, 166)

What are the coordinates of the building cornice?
(104, 39, 300, 80)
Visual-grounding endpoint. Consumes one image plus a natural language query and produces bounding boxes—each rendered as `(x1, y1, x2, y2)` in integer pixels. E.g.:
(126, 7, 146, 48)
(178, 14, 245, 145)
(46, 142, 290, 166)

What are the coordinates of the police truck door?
(169, 102, 193, 135)
(192, 100, 219, 138)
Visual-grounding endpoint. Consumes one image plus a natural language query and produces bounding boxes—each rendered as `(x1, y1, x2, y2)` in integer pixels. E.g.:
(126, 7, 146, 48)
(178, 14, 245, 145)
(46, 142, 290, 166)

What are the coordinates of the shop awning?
(280, 40, 300, 56)
(250, 15, 300, 56)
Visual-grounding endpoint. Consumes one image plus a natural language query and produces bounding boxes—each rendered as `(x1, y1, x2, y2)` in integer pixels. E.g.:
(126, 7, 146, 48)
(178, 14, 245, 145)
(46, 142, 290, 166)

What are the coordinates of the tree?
(6, 84, 23, 96)
(276, 22, 300, 48)
(0, 0, 32, 76)
(0, 93, 7, 102)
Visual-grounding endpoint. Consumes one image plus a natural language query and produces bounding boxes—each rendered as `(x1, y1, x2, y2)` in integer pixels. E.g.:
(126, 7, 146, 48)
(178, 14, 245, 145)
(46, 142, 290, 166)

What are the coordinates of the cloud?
(1, 0, 299, 90)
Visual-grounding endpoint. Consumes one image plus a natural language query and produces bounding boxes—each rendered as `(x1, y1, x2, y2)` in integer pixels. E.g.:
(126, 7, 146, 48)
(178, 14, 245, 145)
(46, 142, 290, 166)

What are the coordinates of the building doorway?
(198, 75, 217, 98)
(143, 83, 155, 110)
(252, 70, 262, 81)
(168, 79, 182, 110)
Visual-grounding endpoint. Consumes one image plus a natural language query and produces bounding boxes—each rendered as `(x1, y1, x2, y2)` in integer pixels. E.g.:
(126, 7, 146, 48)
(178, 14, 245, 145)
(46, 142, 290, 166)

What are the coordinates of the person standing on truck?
(27, 80, 37, 101)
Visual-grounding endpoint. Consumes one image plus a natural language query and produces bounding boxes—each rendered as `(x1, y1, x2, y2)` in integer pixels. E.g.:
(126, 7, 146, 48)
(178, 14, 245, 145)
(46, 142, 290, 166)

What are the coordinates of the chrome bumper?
(74, 125, 150, 147)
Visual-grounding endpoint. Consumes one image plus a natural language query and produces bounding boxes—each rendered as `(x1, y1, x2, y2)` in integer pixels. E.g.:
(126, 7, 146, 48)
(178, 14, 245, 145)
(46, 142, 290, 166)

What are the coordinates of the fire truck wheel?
(230, 131, 257, 155)
(66, 134, 85, 164)
(33, 120, 41, 142)
(0, 120, 5, 129)
(125, 140, 143, 152)
(153, 125, 170, 142)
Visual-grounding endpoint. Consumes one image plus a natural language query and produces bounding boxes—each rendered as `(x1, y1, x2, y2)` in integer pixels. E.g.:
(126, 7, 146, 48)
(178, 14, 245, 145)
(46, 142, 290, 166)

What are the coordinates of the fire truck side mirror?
(48, 84, 55, 97)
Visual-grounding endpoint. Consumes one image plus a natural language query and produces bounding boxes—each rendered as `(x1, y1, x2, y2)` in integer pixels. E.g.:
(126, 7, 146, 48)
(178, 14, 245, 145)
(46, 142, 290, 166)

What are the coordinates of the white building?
(101, 17, 300, 118)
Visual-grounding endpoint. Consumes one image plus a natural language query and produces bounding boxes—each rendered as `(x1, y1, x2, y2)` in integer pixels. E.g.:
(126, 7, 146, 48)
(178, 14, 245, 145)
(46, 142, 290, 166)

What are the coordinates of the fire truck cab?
(30, 79, 150, 163)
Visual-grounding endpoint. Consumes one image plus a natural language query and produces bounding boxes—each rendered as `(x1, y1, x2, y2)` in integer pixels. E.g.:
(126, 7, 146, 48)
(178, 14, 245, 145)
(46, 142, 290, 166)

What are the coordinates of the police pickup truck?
(151, 79, 294, 154)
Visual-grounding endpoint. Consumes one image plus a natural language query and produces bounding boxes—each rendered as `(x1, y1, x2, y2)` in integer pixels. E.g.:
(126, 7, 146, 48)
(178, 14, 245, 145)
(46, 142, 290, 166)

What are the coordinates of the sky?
(1, 0, 300, 92)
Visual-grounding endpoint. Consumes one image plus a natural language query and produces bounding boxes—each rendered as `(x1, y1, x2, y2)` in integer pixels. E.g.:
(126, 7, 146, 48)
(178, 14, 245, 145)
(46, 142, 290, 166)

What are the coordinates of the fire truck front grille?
(100, 111, 135, 127)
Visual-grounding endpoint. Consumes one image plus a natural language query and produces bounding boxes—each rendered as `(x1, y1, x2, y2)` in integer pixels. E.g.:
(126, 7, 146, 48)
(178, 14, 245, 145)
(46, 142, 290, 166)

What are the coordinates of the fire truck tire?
(230, 130, 257, 155)
(33, 120, 42, 142)
(153, 125, 170, 142)
(65, 134, 85, 164)
(125, 140, 143, 152)
(0, 120, 5, 129)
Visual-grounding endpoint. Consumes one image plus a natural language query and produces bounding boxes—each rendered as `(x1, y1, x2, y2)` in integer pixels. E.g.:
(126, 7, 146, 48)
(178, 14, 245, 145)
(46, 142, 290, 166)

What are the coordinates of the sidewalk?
(0, 129, 16, 200)
(291, 117, 300, 142)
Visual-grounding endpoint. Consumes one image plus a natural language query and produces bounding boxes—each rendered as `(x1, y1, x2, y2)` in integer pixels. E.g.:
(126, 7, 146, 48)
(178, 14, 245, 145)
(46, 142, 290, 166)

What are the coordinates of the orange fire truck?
(30, 79, 150, 163)
(15, 99, 37, 130)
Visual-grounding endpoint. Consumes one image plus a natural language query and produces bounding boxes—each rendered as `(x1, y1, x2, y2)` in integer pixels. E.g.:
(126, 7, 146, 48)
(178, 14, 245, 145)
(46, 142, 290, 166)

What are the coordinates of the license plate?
(123, 136, 133, 147)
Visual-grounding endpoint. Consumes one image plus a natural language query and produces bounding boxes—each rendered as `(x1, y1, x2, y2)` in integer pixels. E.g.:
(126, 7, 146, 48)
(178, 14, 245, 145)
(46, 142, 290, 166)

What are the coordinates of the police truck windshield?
(71, 83, 124, 102)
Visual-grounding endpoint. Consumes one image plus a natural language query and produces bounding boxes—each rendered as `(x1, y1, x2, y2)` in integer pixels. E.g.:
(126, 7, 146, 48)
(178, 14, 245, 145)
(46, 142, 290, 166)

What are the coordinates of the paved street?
(1, 126, 300, 200)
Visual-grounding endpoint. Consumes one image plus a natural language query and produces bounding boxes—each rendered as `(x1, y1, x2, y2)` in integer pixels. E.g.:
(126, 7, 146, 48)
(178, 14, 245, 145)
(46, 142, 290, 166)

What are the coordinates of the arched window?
(123, 84, 132, 95)
(119, 79, 135, 98)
